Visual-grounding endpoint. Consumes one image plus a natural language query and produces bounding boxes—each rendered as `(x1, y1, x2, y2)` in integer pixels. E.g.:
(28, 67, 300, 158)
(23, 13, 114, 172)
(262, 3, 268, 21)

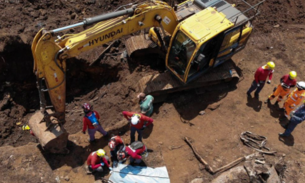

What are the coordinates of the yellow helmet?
(22, 125, 30, 131)
(96, 149, 105, 157)
(267, 61, 275, 69)
(289, 71, 297, 79)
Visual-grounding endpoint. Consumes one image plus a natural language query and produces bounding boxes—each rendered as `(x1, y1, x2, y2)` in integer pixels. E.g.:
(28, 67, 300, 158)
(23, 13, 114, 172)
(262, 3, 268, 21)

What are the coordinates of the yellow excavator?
(29, 0, 264, 153)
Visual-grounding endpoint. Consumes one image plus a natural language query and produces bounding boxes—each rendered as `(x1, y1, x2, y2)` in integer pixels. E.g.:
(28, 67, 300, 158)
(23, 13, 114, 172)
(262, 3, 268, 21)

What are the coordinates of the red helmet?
(82, 103, 91, 113)
(117, 151, 127, 162)
(108, 140, 115, 151)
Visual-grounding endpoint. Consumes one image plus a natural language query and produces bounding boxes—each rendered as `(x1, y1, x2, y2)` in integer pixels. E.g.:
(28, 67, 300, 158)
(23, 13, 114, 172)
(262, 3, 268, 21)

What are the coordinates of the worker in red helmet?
(108, 135, 124, 168)
(86, 149, 111, 173)
(117, 141, 147, 165)
(82, 103, 108, 142)
(122, 111, 153, 143)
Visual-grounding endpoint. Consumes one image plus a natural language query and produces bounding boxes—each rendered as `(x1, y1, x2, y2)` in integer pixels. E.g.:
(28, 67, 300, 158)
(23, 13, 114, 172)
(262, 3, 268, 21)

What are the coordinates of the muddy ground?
(0, 0, 305, 182)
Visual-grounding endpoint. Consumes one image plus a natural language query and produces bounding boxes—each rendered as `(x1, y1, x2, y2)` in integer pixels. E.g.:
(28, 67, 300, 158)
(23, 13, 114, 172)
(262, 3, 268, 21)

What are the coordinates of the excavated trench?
(0, 36, 127, 147)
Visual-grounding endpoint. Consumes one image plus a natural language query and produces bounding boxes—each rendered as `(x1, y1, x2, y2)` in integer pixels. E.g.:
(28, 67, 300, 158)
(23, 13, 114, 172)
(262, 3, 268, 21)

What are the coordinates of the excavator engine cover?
(28, 111, 69, 154)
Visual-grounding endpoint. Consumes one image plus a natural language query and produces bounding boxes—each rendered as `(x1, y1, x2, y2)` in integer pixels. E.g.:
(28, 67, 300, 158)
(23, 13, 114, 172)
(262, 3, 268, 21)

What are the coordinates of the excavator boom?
(30, 1, 179, 153)
(32, 1, 178, 121)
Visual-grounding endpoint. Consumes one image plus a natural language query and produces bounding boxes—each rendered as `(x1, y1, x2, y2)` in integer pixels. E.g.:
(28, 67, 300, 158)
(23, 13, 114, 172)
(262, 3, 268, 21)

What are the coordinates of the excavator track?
(137, 60, 239, 102)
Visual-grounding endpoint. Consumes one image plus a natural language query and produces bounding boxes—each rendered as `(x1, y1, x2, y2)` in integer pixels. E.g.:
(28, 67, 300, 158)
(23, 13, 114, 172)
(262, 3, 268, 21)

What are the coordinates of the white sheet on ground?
(109, 164, 170, 183)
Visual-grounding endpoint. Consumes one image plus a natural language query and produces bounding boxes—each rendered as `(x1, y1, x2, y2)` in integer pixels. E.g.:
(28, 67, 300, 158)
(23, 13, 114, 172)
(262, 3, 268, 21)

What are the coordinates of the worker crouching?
(265, 71, 297, 105)
(117, 141, 148, 165)
(108, 135, 125, 168)
(138, 93, 154, 117)
(86, 149, 112, 173)
(283, 81, 305, 118)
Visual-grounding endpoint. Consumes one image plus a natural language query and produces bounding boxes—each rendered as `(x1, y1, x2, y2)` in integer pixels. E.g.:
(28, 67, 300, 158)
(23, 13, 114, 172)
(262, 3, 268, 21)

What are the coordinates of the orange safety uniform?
(284, 88, 305, 117)
(268, 74, 297, 102)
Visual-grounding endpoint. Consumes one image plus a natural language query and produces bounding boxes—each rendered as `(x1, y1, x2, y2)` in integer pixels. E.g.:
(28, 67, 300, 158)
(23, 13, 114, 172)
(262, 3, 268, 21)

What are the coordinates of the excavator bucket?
(28, 111, 69, 154)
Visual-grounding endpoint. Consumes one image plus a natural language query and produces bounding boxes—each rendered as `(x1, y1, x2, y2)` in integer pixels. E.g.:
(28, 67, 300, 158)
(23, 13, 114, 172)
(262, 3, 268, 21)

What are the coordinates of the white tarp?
(109, 164, 170, 183)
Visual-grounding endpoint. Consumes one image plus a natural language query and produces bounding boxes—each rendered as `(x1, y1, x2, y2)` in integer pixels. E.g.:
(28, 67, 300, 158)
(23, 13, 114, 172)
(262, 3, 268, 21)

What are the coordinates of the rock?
(55, 176, 60, 183)
(2, 159, 9, 166)
(190, 178, 204, 183)
(39, 9, 47, 16)
(85, 0, 96, 4)
(208, 103, 221, 111)
(70, 13, 77, 19)
(30, 11, 40, 18)
(198, 163, 205, 171)
(159, 141, 163, 145)
(199, 110, 205, 115)
(64, 176, 70, 181)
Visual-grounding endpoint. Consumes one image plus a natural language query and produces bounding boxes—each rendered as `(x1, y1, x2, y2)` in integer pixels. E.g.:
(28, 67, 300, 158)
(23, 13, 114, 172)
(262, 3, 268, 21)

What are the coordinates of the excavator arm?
(32, 1, 178, 123)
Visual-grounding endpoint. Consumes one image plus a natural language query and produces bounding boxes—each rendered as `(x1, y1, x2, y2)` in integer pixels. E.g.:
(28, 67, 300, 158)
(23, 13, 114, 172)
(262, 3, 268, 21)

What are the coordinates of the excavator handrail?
(230, 0, 266, 25)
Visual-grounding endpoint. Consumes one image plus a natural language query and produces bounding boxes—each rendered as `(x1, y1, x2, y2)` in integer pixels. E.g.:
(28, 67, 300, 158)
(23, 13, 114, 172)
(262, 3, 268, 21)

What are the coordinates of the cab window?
(168, 31, 196, 78)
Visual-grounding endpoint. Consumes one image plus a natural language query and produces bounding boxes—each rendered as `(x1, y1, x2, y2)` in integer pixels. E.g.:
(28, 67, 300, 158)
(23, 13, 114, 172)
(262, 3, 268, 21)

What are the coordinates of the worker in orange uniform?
(265, 71, 297, 105)
(283, 81, 305, 118)
(122, 111, 153, 143)
(247, 61, 275, 99)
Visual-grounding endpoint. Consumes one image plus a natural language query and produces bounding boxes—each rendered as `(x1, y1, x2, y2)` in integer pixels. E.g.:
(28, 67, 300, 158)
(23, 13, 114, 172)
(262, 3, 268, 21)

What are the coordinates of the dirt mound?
(1, 0, 305, 182)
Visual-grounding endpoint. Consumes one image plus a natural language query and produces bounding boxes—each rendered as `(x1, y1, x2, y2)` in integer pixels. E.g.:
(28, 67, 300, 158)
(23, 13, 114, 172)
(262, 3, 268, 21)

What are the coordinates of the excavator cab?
(166, 7, 252, 84)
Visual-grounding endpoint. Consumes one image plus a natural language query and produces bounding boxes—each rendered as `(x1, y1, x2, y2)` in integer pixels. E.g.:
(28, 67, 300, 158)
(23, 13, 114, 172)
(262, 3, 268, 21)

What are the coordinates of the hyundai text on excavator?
(29, 0, 264, 153)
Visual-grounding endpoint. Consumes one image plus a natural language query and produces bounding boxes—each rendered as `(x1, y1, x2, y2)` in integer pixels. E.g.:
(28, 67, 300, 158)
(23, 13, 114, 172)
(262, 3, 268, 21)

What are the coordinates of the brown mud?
(1, 0, 305, 182)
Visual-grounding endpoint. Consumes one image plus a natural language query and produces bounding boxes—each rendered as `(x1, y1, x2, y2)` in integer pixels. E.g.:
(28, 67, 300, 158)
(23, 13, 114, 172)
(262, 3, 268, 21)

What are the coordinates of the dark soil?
(1, 0, 305, 182)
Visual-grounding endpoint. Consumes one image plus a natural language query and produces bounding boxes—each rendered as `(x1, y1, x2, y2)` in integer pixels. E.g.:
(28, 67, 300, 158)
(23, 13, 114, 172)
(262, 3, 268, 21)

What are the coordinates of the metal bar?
(52, 22, 84, 33)
(83, 8, 134, 25)
(52, 7, 135, 33)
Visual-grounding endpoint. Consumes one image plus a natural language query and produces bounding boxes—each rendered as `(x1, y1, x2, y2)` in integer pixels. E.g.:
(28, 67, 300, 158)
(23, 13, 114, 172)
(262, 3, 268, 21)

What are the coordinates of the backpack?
(130, 141, 144, 150)
(85, 112, 100, 128)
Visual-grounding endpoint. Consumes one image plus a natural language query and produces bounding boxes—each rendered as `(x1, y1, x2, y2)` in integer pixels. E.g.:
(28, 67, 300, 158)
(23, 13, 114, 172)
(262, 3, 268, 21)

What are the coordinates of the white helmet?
(296, 81, 305, 90)
(131, 114, 140, 125)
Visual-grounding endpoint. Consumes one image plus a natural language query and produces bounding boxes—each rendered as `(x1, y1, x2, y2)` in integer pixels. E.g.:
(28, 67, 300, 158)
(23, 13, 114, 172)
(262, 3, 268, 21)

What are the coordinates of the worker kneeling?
(108, 135, 125, 168)
(283, 81, 305, 118)
(86, 149, 111, 173)
(117, 141, 148, 165)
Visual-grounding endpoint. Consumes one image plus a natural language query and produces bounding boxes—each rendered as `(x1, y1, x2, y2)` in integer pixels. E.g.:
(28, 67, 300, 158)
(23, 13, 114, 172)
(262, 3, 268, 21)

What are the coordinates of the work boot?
(279, 133, 289, 137)
(88, 139, 96, 143)
(264, 98, 270, 104)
